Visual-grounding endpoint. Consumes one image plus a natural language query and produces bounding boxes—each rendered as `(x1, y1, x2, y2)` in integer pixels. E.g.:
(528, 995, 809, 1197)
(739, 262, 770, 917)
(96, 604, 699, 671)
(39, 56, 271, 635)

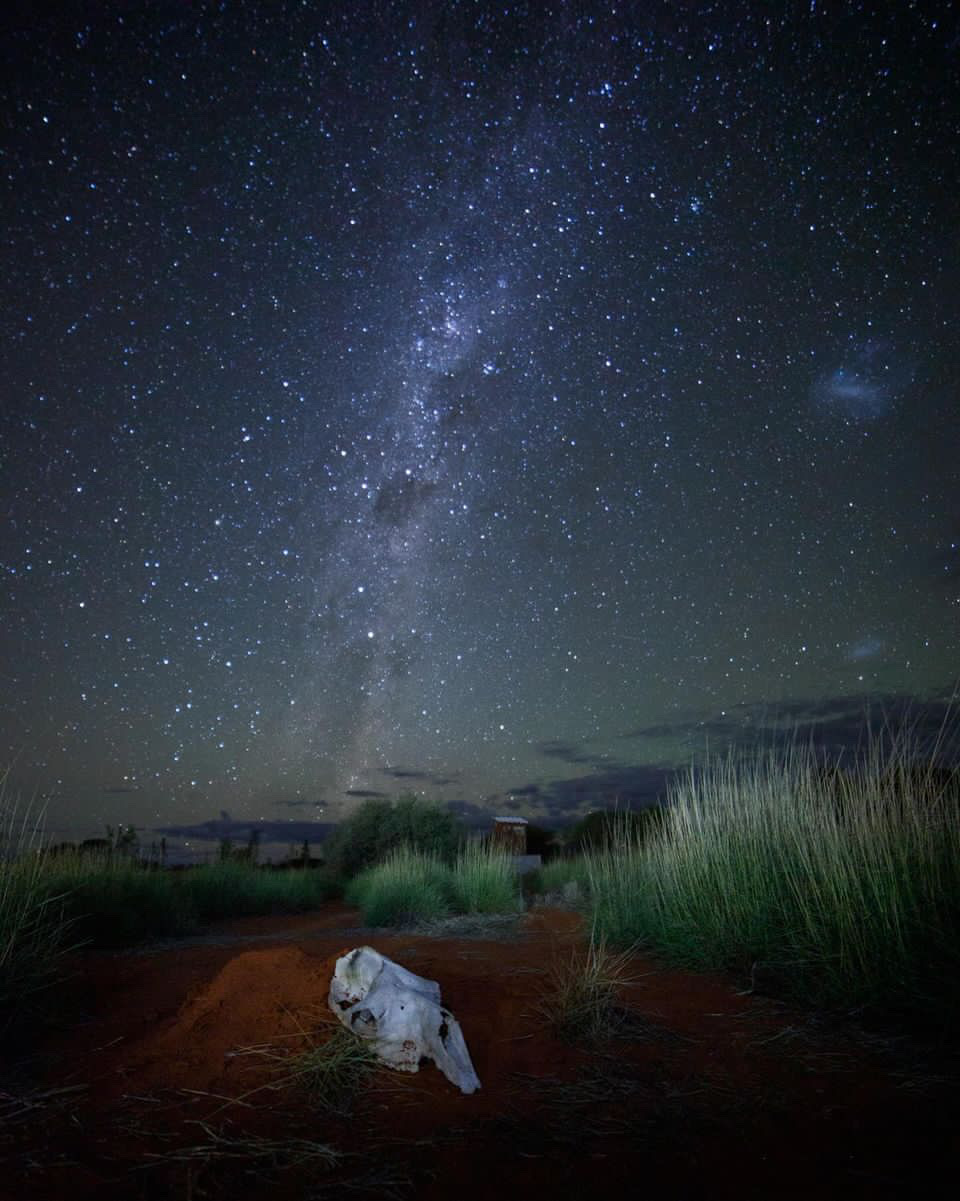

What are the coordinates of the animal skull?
(328, 946, 481, 1094)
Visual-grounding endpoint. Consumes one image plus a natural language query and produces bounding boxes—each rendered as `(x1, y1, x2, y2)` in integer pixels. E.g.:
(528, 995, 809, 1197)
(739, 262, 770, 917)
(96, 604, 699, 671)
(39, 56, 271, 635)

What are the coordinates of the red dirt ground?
(4, 903, 957, 1200)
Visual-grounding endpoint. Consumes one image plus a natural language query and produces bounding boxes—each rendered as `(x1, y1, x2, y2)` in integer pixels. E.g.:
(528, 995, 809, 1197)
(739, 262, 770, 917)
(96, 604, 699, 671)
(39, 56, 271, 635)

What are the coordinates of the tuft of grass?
(276, 1024, 381, 1115)
(538, 933, 639, 1042)
(451, 841, 523, 914)
(223, 1011, 382, 1118)
(346, 847, 454, 927)
(587, 726, 960, 1029)
(0, 787, 74, 1026)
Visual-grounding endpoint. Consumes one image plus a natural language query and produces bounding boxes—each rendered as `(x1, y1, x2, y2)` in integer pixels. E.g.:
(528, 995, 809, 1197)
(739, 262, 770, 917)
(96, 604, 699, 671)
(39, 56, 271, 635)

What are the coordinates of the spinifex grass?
(346, 846, 455, 926)
(225, 1007, 382, 1118)
(178, 860, 340, 922)
(33, 851, 194, 947)
(274, 1024, 381, 1115)
(538, 933, 639, 1042)
(0, 786, 73, 1025)
(451, 840, 523, 914)
(26, 854, 343, 950)
(347, 843, 524, 926)
(587, 730, 960, 1028)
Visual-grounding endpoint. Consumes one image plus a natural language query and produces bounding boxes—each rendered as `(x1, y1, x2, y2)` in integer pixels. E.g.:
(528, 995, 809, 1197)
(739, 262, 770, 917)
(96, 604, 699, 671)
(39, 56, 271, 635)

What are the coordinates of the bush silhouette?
(324, 795, 464, 879)
(565, 806, 667, 855)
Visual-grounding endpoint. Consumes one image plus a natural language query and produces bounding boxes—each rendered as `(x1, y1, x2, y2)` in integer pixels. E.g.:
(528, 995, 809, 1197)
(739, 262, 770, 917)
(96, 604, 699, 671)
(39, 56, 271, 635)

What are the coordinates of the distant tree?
(79, 837, 111, 856)
(218, 836, 234, 863)
(565, 806, 668, 855)
(524, 822, 560, 861)
(105, 823, 140, 858)
(39, 841, 77, 859)
(324, 794, 464, 878)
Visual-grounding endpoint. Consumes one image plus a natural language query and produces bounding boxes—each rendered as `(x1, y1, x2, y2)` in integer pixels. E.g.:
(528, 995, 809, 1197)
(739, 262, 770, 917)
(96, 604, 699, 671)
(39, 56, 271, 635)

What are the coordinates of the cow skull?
(328, 946, 481, 1094)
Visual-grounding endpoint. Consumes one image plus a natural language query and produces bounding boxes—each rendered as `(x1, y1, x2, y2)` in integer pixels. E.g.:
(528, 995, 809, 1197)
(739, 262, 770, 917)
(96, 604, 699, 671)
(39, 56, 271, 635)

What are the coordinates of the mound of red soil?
(132, 945, 344, 1094)
(6, 904, 957, 1201)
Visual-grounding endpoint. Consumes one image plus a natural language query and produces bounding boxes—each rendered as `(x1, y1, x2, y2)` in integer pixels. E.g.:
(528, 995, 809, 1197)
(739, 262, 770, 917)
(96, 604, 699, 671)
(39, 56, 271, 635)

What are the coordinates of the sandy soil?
(3, 902, 957, 1200)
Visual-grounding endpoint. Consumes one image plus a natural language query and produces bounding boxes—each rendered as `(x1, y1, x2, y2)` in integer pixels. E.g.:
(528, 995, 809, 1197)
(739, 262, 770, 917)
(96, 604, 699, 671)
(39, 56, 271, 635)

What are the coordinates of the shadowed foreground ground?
(3, 903, 957, 1200)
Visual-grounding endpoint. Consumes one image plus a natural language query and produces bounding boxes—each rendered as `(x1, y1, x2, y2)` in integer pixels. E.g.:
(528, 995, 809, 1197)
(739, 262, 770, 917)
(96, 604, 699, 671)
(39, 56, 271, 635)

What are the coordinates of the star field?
(1, 4, 958, 851)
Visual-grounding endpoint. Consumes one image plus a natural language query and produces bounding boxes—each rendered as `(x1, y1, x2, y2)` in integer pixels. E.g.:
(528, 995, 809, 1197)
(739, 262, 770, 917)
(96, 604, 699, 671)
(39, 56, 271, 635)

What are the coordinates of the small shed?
(492, 816, 528, 854)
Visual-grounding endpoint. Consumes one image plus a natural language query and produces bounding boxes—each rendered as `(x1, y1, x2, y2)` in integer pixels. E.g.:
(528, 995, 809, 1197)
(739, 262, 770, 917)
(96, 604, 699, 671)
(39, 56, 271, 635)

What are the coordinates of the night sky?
(2, 3, 958, 857)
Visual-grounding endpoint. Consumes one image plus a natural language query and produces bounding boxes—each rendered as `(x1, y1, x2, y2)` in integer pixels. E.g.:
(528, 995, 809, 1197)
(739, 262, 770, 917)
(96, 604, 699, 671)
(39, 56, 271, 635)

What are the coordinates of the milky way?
(1, 4, 958, 852)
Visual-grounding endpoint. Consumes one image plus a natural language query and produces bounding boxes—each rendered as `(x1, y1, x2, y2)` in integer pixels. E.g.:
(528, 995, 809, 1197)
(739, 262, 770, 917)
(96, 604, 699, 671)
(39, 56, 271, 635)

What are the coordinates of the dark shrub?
(565, 806, 667, 855)
(323, 794, 465, 879)
(525, 822, 561, 860)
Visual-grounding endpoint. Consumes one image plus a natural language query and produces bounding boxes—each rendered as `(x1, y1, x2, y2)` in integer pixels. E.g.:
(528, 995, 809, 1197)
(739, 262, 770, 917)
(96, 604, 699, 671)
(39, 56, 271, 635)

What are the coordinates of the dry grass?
(274, 1024, 382, 1114)
(146, 1120, 343, 1169)
(537, 933, 640, 1041)
(223, 1008, 382, 1117)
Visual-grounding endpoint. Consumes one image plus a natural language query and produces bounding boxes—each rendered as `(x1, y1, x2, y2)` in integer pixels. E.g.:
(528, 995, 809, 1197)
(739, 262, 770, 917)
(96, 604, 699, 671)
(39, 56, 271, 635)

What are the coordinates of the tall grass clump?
(452, 841, 523, 914)
(588, 731, 960, 1026)
(347, 842, 525, 926)
(0, 789, 71, 1025)
(346, 847, 455, 927)
(33, 850, 194, 947)
(178, 860, 340, 923)
(31, 856, 343, 946)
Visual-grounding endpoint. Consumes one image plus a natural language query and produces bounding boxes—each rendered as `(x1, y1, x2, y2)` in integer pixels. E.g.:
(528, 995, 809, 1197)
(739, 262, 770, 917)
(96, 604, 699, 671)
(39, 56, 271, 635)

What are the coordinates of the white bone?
(329, 946, 480, 1094)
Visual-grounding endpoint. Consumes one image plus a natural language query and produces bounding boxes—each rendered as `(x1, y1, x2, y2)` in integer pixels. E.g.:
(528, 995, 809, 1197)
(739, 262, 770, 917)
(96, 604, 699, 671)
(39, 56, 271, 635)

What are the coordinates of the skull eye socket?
(438, 1019, 449, 1043)
(351, 1007, 377, 1033)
